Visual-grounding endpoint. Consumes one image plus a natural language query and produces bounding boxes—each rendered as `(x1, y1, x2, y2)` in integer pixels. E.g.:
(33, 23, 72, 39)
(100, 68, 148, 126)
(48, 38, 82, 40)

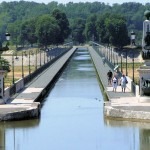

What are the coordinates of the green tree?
(85, 14, 98, 41)
(7, 21, 22, 48)
(51, 9, 70, 44)
(0, 57, 10, 72)
(106, 15, 129, 48)
(35, 14, 60, 47)
(71, 18, 86, 44)
(96, 13, 129, 47)
(96, 13, 110, 45)
(20, 19, 37, 47)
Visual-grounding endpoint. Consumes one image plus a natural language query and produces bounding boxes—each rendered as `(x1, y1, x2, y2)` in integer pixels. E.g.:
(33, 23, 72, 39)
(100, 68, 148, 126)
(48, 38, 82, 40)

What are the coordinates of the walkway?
(0, 47, 76, 121)
(88, 46, 150, 121)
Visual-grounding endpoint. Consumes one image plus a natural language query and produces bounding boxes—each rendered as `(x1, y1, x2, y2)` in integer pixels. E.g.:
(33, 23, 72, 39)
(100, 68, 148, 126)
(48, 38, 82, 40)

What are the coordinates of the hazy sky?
(2, 0, 150, 5)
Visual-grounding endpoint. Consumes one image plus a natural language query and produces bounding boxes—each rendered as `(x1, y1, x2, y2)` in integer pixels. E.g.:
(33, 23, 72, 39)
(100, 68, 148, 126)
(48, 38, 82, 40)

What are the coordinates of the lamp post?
(44, 50, 45, 64)
(21, 51, 24, 78)
(46, 48, 49, 63)
(0, 32, 11, 98)
(12, 51, 18, 84)
(130, 31, 136, 46)
(132, 52, 135, 82)
(0, 33, 10, 56)
(113, 51, 115, 66)
(126, 49, 128, 76)
(130, 31, 135, 82)
(28, 51, 33, 75)
(40, 49, 41, 67)
(12, 53, 15, 84)
(121, 53, 123, 73)
(35, 49, 37, 70)
(116, 52, 118, 65)
(15, 51, 19, 60)
(109, 47, 110, 62)
(107, 47, 109, 61)
(111, 47, 113, 63)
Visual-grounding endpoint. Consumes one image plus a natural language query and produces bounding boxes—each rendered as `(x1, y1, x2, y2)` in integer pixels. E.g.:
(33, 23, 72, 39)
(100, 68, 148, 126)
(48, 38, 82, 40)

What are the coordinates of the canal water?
(0, 47, 150, 150)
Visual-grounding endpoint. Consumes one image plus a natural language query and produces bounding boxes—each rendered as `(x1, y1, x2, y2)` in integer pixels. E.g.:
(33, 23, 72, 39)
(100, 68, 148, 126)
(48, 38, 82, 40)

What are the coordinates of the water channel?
(0, 47, 150, 150)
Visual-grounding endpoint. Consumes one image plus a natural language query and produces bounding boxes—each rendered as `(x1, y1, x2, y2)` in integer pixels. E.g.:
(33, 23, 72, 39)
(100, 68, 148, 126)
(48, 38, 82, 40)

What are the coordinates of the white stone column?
(138, 11, 150, 102)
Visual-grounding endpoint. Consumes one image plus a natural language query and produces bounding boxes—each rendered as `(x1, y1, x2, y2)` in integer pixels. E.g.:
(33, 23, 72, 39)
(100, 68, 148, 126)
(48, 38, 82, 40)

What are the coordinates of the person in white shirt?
(120, 74, 127, 93)
(112, 76, 117, 92)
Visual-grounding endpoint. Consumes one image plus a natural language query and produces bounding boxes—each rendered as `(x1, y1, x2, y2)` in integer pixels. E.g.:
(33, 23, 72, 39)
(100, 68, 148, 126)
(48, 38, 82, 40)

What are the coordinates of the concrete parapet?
(0, 102, 40, 121)
(15, 78, 24, 93)
(104, 106, 150, 121)
(139, 96, 150, 103)
(4, 87, 10, 103)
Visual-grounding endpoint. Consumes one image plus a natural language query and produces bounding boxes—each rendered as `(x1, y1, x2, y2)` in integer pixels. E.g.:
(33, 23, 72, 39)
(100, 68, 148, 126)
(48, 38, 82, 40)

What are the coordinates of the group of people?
(107, 70, 128, 93)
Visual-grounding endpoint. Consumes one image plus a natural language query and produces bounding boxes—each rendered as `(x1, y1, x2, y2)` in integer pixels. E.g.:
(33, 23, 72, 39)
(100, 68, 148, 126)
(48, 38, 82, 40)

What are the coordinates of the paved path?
(11, 47, 76, 104)
(88, 46, 150, 121)
(0, 47, 76, 121)
(88, 46, 134, 100)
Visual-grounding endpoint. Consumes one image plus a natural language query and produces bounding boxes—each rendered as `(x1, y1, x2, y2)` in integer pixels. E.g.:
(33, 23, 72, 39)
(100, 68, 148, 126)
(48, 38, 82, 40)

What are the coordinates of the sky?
(2, 0, 150, 5)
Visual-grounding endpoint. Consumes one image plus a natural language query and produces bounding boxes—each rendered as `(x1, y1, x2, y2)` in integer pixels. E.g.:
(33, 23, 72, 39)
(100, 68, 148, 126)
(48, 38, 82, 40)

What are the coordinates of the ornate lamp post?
(40, 49, 41, 67)
(29, 51, 34, 75)
(28, 50, 33, 79)
(0, 32, 10, 103)
(131, 31, 136, 82)
(35, 49, 37, 70)
(12, 51, 18, 84)
(46, 48, 49, 63)
(130, 31, 136, 46)
(125, 49, 128, 76)
(121, 53, 123, 73)
(132, 52, 135, 82)
(111, 47, 113, 63)
(113, 51, 115, 66)
(108, 47, 111, 62)
(116, 52, 118, 65)
(22, 51, 24, 78)
(44, 50, 45, 64)
(12, 53, 15, 84)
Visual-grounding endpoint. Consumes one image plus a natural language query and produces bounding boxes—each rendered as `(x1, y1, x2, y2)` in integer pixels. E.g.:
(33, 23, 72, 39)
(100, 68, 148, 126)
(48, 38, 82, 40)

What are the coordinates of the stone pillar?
(138, 10, 150, 102)
(141, 19, 150, 65)
(0, 70, 6, 104)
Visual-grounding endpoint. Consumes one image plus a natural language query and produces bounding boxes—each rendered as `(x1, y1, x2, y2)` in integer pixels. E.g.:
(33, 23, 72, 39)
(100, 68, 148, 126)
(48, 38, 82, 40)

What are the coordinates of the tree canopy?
(0, 1, 149, 47)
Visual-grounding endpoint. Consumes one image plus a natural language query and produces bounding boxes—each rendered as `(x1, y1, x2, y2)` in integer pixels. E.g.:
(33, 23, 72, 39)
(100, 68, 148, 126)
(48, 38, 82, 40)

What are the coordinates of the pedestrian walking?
(107, 70, 113, 85)
(113, 70, 119, 85)
(112, 75, 118, 92)
(120, 74, 128, 93)
(102, 57, 106, 65)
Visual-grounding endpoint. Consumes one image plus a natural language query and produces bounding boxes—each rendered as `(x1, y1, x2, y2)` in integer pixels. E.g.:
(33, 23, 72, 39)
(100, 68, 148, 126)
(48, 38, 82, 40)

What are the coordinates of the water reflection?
(0, 119, 39, 150)
(104, 117, 150, 150)
(140, 129, 150, 150)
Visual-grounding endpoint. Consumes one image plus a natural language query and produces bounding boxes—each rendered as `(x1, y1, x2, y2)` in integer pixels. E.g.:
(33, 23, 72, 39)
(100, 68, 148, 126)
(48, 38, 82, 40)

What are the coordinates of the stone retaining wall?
(104, 106, 150, 121)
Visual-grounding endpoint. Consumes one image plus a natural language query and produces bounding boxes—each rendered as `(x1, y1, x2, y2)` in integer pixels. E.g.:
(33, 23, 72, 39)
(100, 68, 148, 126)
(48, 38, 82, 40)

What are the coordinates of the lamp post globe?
(0, 32, 10, 103)
(130, 31, 136, 46)
(130, 30, 135, 82)
(5, 33, 11, 41)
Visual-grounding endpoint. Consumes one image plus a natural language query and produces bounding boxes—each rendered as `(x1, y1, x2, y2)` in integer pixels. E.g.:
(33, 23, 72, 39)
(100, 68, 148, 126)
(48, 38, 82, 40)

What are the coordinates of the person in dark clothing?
(107, 70, 113, 85)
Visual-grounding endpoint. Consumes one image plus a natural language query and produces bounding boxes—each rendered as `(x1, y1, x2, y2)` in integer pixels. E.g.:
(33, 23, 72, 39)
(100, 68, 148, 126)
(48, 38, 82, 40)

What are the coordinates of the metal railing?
(8, 47, 71, 98)
(91, 41, 137, 95)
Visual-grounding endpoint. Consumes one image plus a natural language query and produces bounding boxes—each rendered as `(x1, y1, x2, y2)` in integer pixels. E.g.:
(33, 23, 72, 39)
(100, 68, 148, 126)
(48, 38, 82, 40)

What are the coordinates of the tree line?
(7, 8, 70, 48)
(0, 1, 149, 48)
